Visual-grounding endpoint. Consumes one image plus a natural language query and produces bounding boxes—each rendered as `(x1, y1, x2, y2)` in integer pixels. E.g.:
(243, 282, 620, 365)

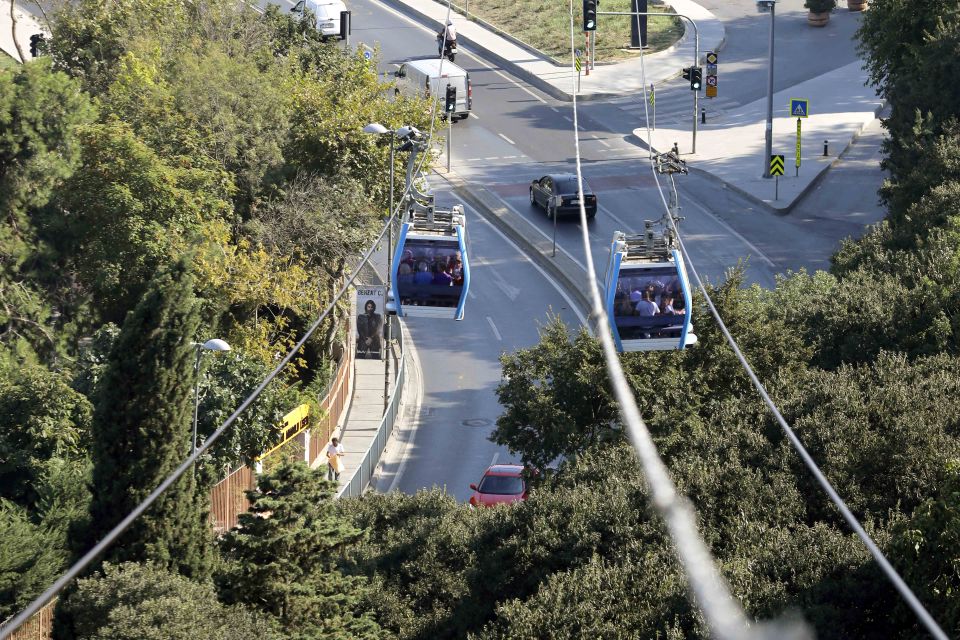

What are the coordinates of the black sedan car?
(529, 173, 597, 219)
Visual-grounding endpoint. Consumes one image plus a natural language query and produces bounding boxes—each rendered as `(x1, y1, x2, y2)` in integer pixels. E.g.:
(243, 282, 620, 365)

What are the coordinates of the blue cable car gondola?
(603, 226, 697, 352)
(391, 205, 470, 320)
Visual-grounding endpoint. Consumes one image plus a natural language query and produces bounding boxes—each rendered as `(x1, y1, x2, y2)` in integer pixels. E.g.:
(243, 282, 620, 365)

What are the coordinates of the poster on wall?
(355, 285, 385, 360)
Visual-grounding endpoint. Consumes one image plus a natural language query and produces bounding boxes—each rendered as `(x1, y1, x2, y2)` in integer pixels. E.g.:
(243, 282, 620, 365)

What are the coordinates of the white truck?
(290, 0, 348, 40)
(394, 58, 473, 122)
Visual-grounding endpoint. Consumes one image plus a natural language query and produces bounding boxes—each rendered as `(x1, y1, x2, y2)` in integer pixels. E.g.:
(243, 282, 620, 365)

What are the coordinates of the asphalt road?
(260, 0, 888, 498)
(373, 187, 585, 500)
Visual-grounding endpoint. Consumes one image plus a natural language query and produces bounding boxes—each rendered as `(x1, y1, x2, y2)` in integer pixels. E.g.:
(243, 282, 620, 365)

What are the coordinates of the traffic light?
(583, 0, 597, 31)
(445, 84, 457, 113)
(681, 66, 691, 82)
(690, 66, 702, 91)
(29, 33, 43, 58)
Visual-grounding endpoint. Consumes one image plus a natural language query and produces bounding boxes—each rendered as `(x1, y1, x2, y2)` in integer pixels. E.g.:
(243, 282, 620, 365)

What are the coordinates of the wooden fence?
(5, 599, 54, 640)
(6, 329, 357, 640)
(208, 329, 355, 533)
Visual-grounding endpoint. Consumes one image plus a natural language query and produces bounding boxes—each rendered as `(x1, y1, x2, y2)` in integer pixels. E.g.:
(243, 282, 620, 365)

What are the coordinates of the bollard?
(701, 108, 706, 124)
(823, 140, 829, 156)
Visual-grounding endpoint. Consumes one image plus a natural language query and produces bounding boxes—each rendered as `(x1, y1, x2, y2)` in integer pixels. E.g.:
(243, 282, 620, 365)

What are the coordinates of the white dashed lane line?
(498, 133, 516, 145)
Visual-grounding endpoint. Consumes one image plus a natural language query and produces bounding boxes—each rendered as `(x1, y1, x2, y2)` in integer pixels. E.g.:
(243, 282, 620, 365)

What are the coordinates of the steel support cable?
(626, 22, 948, 640)
(0, 208, 400, 640)
(562, 5, 800, 639)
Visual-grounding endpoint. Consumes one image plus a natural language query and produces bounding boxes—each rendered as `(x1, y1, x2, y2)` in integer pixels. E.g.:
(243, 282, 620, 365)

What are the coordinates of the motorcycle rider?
(437, 18, 457, 56)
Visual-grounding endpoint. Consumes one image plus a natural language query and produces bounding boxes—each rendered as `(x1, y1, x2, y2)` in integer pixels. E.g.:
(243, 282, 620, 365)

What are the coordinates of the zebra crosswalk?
(610, 80, 741, 126)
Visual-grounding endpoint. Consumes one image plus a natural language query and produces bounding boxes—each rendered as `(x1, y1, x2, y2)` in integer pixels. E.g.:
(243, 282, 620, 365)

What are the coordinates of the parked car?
(468, 464, 529, 507)
(529, 173, 597, 219)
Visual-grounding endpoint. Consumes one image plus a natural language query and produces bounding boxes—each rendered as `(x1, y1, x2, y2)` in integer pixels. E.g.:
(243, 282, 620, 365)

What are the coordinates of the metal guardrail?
(337, 317, 405, 499)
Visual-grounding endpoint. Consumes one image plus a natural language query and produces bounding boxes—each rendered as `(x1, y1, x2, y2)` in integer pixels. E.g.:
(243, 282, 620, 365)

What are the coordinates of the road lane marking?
(682, 195, 777, 269)
(562, 115, 573, 122)
(470, 112, 479, 119)
(498, 133, 516, 145)
(486, 316, 503, 341)
(386, 319, 424, 494)
(468, 204, 588, 326)
(595, 137, 611, 147)
(484, 156, 499, 160)
(598, 203, 634, 231)
(489, 452, 500, 467)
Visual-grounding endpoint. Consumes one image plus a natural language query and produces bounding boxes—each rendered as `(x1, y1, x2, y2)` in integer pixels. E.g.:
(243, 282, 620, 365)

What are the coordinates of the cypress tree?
(217, 461, 381, 639)
(78, 260, 213, 579)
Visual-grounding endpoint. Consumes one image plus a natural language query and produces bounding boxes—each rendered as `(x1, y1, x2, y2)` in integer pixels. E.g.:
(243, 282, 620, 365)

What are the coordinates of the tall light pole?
(192, 338, 231, 455)
(363, 122, 399, 413)
(759, 0, 776, 177)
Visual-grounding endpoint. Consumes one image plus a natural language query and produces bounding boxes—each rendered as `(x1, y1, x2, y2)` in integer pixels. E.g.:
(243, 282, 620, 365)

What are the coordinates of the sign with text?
(355, 285, 385, 360)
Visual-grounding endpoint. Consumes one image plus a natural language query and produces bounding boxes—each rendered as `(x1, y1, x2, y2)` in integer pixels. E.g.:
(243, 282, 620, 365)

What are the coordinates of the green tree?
(0, 500, 70, 620)
(889, 460, 960, 637)
(44, 120, 230, 325)
(77, 261, 212, 580)
(217, 461, 381, 639)
(57, 561, 279, 640)
(0, 362, 92, 508)
(0, 61, 96, 359)
(493, 316, 618, 469)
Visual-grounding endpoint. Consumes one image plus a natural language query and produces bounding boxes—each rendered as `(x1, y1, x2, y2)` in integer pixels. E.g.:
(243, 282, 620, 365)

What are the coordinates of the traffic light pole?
(763, 1, 776, 178)
(599, 11, 698, 153)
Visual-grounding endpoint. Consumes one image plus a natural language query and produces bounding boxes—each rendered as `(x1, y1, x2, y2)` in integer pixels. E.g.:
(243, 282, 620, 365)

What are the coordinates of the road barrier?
(337, 316, 405, 499)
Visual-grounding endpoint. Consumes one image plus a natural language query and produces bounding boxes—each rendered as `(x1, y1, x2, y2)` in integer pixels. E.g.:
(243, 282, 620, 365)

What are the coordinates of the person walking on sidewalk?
(326, 437, 345, 481)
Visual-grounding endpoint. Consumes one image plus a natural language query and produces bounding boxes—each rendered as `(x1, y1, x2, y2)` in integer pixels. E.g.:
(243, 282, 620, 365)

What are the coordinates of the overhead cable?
(562, 4, 803, 639)
(628, 14, 948, 640)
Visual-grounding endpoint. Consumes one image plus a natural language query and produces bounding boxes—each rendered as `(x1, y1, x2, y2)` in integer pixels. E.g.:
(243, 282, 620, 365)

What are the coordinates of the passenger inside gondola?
(613, 269, 687, 340)
(397, 238, 464, 308)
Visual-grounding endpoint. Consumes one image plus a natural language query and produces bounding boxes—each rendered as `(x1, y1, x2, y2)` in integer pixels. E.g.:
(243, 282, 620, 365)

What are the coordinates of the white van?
(394, 58, 472, 122)
(290, 0, 347, 39)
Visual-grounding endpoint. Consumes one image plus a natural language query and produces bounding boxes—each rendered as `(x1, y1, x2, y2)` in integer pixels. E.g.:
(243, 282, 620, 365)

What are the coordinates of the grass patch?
(458, 0, 683, 62)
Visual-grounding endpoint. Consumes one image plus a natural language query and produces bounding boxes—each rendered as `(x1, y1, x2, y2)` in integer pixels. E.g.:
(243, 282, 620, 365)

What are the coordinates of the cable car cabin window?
(396, 238, 464, 309)
(613, 267, 686, 339)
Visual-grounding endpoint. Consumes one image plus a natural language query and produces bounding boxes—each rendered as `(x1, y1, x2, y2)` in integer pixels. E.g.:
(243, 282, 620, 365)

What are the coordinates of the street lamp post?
(759, 0, 777, 177)
(192, 339, 231, 456)
(363, 122, 401, 414)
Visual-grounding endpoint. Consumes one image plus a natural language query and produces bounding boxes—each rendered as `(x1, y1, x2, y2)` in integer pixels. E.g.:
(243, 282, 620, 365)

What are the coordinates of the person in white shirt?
(438, 19, 457, 53)
(635, 290, 659, 316)
(326, 437, 345, 481)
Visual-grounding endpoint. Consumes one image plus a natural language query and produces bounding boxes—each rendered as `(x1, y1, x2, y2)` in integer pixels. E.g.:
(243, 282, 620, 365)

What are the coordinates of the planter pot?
(847, 0, 868, 10)
(807, 11, 830, 26)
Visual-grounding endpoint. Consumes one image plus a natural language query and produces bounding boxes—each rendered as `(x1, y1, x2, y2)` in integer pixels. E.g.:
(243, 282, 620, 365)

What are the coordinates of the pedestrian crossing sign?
(790, 98, 809, 118)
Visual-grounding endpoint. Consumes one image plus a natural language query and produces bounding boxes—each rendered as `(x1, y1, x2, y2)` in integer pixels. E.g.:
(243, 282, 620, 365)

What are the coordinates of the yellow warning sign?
(770, 155, 785, 176)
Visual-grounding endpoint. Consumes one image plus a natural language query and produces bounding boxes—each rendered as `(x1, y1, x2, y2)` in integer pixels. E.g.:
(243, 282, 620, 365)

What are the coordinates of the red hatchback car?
(468, 464, 529, 507)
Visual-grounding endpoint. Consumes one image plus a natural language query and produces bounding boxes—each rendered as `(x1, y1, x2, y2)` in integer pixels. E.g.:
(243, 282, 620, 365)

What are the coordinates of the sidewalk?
(313, 356, 395, 489)
(382, 0, 724, 101)
(634, 60, 883, 212)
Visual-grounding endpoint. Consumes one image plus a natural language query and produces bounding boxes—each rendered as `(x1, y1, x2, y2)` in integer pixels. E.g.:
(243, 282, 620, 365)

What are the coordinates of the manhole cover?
(461, 418, 492, 428)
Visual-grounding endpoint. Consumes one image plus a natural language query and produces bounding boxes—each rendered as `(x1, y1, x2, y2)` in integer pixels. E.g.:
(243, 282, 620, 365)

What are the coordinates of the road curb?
(378, 0, 576, 101)
(435, 169, 593, 318)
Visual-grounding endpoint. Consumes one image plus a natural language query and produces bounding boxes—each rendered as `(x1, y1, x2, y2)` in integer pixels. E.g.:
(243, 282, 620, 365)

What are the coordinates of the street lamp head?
(201, 338, 232, 352)
(363, 122, 390, 134)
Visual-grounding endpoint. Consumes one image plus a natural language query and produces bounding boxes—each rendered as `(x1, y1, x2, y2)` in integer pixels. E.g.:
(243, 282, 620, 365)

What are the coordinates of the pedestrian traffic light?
(445, 84, 457, 113)
(583, 0, 597, 31)
(29, 33, 43, 58)
(690, 66, 702, 91)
